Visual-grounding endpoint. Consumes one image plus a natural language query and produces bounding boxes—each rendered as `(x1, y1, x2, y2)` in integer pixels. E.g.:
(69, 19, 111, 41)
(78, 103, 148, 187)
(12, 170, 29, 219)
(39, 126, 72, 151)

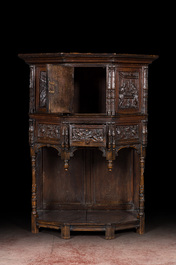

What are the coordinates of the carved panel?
(116, 125, 139, 141)
(29, 65, 35, 113)
(118, 71, 139, 110)
(39, 71, 47, 107)
(70, 125, 106, 147)
(37, 124, 60, 140)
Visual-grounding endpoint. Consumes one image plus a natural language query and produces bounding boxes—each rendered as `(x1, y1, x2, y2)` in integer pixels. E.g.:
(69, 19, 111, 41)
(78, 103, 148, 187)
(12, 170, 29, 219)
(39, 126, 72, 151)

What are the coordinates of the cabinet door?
(47, 65, 74, 113)
(116, 68, 141, 113)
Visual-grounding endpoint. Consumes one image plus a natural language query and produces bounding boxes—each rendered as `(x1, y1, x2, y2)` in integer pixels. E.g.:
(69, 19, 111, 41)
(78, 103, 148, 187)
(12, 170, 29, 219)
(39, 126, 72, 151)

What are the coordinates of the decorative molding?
(116, 144, 141, 156)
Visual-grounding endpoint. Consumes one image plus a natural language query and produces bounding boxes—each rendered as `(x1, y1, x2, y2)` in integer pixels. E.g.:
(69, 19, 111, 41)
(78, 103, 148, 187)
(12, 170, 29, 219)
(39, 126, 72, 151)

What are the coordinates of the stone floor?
(0, 212, 176, 265)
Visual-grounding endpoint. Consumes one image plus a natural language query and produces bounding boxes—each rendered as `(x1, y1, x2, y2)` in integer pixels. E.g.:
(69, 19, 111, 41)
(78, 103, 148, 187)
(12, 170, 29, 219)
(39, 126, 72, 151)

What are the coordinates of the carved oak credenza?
(19, 53, 158, 239)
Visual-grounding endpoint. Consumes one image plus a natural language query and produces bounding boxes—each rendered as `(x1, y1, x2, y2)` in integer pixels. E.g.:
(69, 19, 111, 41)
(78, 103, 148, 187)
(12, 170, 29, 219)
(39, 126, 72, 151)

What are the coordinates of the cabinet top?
(19, 52, 158, 65)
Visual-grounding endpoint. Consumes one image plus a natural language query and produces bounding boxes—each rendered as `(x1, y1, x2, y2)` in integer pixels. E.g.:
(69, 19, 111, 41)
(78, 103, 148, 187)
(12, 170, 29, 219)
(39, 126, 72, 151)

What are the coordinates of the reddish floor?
(0, 212, 176, 265)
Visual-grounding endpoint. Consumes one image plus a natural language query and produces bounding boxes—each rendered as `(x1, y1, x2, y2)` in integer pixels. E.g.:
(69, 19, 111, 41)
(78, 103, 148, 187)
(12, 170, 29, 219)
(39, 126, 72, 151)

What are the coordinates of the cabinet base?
(34, 210, 141, 239)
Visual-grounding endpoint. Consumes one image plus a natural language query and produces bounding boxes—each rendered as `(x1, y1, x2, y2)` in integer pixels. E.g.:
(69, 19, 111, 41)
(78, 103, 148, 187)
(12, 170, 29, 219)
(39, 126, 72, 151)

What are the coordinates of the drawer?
(37, 123, 60, 142)
(70, 125, 106, 147)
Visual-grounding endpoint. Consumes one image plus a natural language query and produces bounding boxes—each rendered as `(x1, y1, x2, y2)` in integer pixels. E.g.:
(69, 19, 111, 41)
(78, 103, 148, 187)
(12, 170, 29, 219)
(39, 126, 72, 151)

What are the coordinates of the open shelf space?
(37, 210, 139, 229)
(74, 67, 106, 114)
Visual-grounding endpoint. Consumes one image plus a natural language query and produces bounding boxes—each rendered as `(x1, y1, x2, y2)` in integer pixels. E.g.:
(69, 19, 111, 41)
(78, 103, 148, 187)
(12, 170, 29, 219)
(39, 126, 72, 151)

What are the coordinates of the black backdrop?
(2, 9, 175, 220)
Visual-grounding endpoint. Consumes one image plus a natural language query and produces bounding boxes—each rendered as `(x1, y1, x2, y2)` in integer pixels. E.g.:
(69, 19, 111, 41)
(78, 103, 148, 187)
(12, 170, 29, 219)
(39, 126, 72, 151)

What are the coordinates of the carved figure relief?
(72, 128, 104, 143)
(116, 125, 139, 140)
(38, 124, 60, 139)
(118, 71, 139, 109)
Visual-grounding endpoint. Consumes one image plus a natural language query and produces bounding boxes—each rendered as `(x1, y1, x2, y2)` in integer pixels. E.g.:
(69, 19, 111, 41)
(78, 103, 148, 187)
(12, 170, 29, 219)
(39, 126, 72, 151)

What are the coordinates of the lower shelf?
(36, 210, 140, 239)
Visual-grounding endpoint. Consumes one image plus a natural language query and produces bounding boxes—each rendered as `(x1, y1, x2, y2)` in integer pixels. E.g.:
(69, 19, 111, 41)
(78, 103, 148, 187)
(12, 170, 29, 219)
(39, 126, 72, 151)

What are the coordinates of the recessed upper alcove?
(74, 67, 106, 114)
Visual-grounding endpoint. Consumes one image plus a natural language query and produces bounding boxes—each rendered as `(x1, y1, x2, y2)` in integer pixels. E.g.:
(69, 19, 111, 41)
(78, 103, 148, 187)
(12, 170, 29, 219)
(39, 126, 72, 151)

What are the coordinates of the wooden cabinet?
(19, 53, 158, 239)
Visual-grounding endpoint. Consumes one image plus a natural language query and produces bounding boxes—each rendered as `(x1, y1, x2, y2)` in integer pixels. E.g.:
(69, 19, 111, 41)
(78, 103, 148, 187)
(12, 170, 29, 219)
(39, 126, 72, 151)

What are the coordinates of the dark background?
(1, 6, 175, 224)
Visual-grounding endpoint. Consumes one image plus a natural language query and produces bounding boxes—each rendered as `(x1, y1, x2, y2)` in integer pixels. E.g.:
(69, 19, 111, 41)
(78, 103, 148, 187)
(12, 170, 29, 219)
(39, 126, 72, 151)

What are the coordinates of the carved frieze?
(38, 124, 60, 140)
(116, 125, 139, 141)
(118, 71, 139, 109)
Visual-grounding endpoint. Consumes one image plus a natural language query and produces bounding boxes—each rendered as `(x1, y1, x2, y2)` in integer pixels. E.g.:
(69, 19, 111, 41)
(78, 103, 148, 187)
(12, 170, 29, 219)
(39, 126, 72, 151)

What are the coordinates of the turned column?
(137, 153, 145, 234)
(137, 120, 147, 234)
(29, 119, 39, 233)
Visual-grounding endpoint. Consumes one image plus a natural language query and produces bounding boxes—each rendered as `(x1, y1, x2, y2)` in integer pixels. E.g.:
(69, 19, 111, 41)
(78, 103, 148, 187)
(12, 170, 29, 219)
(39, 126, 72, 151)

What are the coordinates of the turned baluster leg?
(31, 147, 39, 234)
(137, 154, 145, 234)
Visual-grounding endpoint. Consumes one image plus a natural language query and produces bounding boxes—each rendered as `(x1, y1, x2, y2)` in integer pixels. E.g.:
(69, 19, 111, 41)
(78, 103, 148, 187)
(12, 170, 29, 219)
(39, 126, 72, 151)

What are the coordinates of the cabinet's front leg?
(137, 154, 145, 235)
(61, 225, 70, 239)
(31, 148, 39, 234)
(105, 225, 115, 240)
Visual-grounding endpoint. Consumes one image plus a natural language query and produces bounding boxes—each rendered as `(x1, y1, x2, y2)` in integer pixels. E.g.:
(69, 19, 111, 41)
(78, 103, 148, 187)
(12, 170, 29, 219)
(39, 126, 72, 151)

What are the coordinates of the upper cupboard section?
(30, 64, 147, 115)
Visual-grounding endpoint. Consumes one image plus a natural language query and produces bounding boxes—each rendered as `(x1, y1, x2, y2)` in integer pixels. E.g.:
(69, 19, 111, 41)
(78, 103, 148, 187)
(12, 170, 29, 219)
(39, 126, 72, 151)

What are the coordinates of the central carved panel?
(70, 125, 106, 147)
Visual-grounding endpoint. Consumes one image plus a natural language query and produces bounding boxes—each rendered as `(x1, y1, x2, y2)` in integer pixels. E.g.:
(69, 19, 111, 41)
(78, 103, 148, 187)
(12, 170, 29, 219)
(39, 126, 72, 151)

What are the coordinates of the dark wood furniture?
(19, 53, 158, 239)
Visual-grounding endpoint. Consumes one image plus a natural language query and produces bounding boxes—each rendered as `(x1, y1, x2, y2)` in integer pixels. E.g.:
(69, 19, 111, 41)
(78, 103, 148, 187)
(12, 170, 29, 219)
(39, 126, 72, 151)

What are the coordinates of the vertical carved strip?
(142, 66, 148, 114)
(138, 150, 145, 234)
(29, 65, 35, 113)
(142, 120, 148, 147)
(106, 67, 111, 115)
(111, 67, 116, 115)
(29, 119, 35, 146)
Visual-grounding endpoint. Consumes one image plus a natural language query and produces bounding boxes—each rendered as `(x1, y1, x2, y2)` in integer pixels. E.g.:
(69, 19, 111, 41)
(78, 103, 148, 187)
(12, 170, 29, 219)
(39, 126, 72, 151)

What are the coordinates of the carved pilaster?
(106, 123, 116, 171)
(142, 120, 148, 148)
(106, 66, 116, 115)
(29, 119, 35, 146)
(61, 124, 70, 171)
(29, 65, 35, 113)
(142, 66, 148, 114)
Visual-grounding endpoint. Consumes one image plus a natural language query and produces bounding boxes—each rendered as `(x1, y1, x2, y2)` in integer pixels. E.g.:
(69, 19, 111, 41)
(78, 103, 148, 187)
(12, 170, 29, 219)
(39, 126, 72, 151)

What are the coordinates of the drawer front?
(70, 125, 106, 147)
(37, 123, 60, 142)
(116, 124, 140, 143)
